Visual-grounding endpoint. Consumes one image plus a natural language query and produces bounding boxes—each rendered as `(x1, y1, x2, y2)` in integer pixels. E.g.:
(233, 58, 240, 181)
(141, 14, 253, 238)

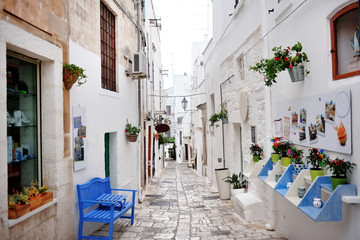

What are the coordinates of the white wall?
(70, 40, 140, 235)
(203, 0, 360, 239)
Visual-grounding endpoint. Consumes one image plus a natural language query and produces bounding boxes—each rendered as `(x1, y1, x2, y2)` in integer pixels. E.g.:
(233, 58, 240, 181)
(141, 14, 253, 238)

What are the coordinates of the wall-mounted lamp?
(181, 97, 188, 111)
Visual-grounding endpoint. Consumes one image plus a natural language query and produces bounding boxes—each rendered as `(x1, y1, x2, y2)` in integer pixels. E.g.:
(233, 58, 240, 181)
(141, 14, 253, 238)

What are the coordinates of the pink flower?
(289, 64, 293, 68)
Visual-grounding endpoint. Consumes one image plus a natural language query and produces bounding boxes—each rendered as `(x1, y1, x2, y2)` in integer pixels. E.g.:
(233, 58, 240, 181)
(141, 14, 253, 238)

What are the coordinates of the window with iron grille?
(100, 2, 116, 91)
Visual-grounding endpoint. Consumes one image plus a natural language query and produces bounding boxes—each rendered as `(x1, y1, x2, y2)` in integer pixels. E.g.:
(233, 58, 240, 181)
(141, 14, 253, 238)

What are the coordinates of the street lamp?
(181, 97, 188, 111)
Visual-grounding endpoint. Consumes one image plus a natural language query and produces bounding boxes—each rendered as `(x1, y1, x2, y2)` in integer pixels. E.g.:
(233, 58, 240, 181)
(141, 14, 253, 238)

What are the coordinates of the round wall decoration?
(155, 123, 170, 132)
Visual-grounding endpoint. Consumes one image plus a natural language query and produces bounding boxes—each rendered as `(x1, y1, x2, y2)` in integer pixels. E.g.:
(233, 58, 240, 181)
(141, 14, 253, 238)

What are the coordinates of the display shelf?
(298, 176, 357, 222)
(342, 196, 360, 204)
(244, 159, 267, 179)
(265, 161, 284, 188)
(258, 158, 273, 181)
(274, 165, 294, 196)
(285, 169, 311, 206)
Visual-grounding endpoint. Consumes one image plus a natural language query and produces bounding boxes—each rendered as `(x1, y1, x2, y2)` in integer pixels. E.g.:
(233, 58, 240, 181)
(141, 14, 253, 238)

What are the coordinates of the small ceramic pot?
(313, 198, 322, 208)
(275, 174, 282, 182)
(298, 187, 306, 198)
(286, 182, 293, 190)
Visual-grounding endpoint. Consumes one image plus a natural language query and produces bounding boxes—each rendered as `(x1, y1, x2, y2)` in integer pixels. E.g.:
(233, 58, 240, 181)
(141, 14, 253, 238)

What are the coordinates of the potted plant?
(209, 103, 228, 127)
(125, 123, 140, 142)
(63, 63, 87, 90)
(8, 192, 30, 219)
(223, 172, 248, 197)
(250, 42, 310, 86)
(250, 143, 263, 162)
(271, 137, 281, 163)
(276, 140, 293, 167)
(306, 148, 329, 182)
(39, 185, 53, 205)
(325, 158, 356, 190)
(24, 180, 43, 211)
(288, 147, 307, 174)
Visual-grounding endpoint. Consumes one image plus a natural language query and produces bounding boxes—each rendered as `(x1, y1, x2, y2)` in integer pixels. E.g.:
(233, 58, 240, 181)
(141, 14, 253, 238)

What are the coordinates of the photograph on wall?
(299, 126, 306, 142)
(292, 112, 298, 128)
(333, 121, 348, 147)
(72, 106, 87, 171)
(284, 116, 290, 140)
(308, 123, 318, 144)
(316, 115, 326, 137)
(325, 101, 336, 124)
(276, 89, 352, 154)
(274, 118, 283, 139)
(78, 126, 86, 138)
(299, 108, 307, 126)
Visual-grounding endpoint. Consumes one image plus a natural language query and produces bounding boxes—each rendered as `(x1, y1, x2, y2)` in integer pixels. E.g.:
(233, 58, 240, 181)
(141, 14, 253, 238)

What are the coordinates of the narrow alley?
(93, 160, 287, 240)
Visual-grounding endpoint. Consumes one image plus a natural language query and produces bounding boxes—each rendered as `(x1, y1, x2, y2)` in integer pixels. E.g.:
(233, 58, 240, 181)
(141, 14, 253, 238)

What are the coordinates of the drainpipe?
(219, 74, 234, 168)
(136, 0, 141, 127)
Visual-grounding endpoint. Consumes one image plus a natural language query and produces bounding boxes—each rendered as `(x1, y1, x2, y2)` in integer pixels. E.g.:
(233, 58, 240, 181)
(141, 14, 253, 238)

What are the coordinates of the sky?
(152, 0, 212, 89)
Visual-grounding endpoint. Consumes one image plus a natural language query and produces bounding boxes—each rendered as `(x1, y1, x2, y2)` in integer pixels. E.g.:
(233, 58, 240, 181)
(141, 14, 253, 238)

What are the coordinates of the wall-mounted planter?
(285, 169, 311, 206)
(288, 65, 304, 82)
(244, 159, 267, 179)
(127, 134, 138, 142)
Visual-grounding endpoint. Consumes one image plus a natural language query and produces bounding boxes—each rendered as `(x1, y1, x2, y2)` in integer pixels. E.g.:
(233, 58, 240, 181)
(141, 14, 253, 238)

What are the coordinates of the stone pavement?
(93, 160, 287, 240)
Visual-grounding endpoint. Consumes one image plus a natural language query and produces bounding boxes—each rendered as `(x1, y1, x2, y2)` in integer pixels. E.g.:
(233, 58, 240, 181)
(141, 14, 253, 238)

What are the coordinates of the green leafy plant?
(125, 123, 141, 135)
(325, 158, 356, 178)
(63, 63, 87, 90)
(250, 143, 263, 156)
(209, 103, 228, 127)
(276, 140, 293, 157)
(287, 147, 304, 164)
(8, 191, 29, 208)
(271, 137, 282, 154)
(250, 42, 309, 86)
(306, 148, 328, 170)
(223, 172, 248, 189)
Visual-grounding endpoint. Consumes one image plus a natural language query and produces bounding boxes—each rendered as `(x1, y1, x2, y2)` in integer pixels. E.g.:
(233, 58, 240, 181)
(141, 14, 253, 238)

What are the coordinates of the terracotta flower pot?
(8, 203, 31, 219)
(29, 196, 43, 211)
(41, 192, 53, 205)
(63, 69, 79, 90)
(127, 134, 138, 142)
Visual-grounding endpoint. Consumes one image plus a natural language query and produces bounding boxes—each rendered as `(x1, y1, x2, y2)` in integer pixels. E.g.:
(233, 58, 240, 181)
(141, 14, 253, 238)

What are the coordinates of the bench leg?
(108, 221, 114, 240)
(130, 205, 135, 225)
(78, 218, 83, 240)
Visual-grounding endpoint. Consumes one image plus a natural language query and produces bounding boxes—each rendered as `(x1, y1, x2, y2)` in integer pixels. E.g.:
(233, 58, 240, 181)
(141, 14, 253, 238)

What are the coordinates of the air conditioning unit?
(131, 52, 148, 79)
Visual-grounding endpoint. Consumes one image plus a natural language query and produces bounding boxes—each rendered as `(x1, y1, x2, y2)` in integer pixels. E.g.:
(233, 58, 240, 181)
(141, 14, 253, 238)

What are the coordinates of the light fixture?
(181, 97, 188, 111)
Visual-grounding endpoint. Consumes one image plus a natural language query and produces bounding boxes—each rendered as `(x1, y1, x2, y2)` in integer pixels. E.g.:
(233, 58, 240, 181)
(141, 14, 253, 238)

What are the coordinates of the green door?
(105, 133, 110, 177)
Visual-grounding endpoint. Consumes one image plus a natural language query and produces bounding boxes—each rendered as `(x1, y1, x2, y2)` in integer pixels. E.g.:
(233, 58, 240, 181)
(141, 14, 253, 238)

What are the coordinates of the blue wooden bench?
(77, 177, 137, 240)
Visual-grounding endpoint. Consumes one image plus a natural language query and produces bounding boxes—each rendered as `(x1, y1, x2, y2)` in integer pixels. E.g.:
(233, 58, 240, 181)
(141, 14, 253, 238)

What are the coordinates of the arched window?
(330, 2, 360, 80)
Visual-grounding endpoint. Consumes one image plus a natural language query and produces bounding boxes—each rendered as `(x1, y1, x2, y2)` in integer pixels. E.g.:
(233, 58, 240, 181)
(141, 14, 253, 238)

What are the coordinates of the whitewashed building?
(202, 0, 360, 239)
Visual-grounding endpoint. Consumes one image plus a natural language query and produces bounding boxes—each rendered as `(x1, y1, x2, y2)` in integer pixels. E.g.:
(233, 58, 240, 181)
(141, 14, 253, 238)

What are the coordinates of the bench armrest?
(80, 199, 117, 206)
(111, 188, 137, 193)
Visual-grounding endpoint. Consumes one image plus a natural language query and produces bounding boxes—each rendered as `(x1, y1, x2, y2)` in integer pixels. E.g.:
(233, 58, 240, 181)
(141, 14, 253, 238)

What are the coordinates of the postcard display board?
(276, 89, 352, 154)
(73, 106, 87, 171)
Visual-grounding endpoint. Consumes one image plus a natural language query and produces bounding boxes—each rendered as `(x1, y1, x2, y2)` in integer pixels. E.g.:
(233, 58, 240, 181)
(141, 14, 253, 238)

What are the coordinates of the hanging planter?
(125, 123, 140, 143)
(127, 134, 139, 142)
(63, 63, 87, 90)
(250, 42, 310, 86)
(288, 65, 305, 82)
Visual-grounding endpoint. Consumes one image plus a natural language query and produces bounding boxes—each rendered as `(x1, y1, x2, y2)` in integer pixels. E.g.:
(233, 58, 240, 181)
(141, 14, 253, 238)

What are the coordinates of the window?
(100, 2, 116, 91)
(177, 117, 183, 124)
(237, 54, 245, 80)
(7, 53, 41, 194)
(330, 2, 359, 80)
(166, 105, 171, 115)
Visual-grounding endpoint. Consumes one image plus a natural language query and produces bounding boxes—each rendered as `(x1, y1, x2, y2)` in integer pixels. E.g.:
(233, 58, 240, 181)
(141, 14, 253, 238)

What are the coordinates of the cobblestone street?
(93, 160, 287, 239)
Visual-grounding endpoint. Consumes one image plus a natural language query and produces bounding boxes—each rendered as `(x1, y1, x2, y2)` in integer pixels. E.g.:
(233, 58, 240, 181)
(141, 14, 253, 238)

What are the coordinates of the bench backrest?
(77, 177, 111, 209)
